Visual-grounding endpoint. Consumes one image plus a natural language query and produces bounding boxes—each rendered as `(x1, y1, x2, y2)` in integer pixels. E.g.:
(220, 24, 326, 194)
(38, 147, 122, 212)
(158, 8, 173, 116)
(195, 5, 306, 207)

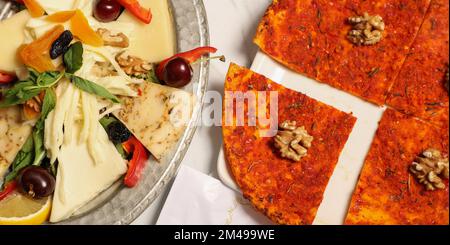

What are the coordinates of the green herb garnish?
(64, 41, 84, 74)
(99, 116, 128, 159)
(4, 89, 56, 183)
(67, 74, 120, 103)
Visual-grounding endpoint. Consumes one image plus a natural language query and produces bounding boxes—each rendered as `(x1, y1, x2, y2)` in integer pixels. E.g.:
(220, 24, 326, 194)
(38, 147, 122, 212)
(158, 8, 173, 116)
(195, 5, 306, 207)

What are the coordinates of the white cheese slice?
(0, 107, 33, 179)
(115, 82, 195, 160)
(35, 0, 77, 15)
(0, 11, 31, 73)
(118, 0, 176, 62)
(50, 122, 127, 223)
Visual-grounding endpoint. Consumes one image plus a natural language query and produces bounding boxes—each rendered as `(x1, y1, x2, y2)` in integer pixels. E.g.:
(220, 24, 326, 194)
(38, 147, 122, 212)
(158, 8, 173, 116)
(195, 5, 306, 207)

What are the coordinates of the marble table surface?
(132, 0, 272, 225)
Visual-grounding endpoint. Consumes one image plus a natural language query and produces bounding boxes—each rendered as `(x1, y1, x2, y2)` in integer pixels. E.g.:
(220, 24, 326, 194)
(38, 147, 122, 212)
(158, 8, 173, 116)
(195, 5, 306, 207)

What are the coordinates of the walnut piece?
(347, 12, 385, 46)
(96, 28, 129, 48)
(23, 92, 45, 120)
(115, 51, 153, 77)
(410, 149, 449, 191)
(274, 120, 314, 162)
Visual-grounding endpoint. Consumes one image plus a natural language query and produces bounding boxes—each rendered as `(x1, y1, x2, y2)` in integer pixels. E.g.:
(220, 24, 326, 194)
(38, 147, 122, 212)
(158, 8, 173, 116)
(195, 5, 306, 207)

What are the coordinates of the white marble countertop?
(132, 0, 272, 225)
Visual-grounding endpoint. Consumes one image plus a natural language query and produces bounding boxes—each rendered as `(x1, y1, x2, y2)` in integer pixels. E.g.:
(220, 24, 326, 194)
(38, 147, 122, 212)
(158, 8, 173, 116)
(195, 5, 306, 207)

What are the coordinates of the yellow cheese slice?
(50, 122, 127, 223)
(115, 83, 195, 161)
(0, 107, 33, 178)
(35, 0, 77, 15)
(0, 11, 31, 73)
(118, 0, 176, 62)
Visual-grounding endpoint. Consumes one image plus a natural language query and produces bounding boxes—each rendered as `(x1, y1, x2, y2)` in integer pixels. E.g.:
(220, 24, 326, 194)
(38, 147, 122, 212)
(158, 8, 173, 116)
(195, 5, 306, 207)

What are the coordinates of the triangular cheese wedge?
(50, 122, 127, 223)
(115, 82, 195, 161)
(0, 10, 31, 73)
(118, 0, 176, 62)
(0, 107, 33, 178)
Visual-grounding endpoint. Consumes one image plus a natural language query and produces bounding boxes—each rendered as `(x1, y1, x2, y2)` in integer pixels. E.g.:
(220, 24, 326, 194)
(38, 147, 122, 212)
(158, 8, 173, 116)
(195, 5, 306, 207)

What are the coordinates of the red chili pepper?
(116, 0, 152, 24)
(122, 136, 149, 188)
(0, 72, 16, 84)
(156, 46, 218, 81)
(0, 181, 17, 202)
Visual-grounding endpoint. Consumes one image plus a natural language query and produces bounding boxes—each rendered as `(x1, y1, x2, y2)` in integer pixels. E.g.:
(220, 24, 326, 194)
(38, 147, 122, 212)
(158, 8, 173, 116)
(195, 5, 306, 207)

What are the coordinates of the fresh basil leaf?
(64, 42, 84, 74)
(0, 87, 41, 108)
(148, 69, 163, 85)
(115, 143, 128, 159)
(32, 129, 45, 166)
(36, 71, 64, 88)
(5, 136, 35, 183)
(40, 88, 57, 120)
(3, 80, 34, 97)
(28, 68, 40, 81)
(100, 116, 118, 129)
(33, 88, 56, 166)
(70, 75, 120, 103)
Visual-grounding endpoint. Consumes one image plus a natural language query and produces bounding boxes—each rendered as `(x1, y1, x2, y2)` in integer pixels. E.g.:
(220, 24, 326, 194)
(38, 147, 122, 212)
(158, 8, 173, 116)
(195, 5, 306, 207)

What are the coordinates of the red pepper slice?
(0, 181, 17, 202)
(156, 46, 218, 80)
(122, 136, 149, 188)
(0, 72, 16, 84)
(116, 0, 152, 24)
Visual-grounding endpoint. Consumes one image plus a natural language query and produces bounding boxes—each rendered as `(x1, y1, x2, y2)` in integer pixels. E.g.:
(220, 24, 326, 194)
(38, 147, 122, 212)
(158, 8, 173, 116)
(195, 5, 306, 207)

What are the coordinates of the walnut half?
(115, 51, 153, 77)
(347, 12, 385, 46)
(410, 149, 449, 191)
(97, 28, 129, 48)
(274, 120, 314, 162)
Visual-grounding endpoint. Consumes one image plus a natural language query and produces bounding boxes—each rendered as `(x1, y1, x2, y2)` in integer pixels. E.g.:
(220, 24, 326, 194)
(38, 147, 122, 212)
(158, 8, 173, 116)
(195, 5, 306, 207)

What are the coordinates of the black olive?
(107, 121, 132, 143)
(50, 30, 73, 59)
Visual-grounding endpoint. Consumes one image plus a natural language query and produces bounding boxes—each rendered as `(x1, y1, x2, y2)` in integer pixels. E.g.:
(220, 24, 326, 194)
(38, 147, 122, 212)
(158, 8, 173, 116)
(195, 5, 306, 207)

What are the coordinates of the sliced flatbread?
(0, 107, 32, 178)
(387, 0, 449, 129)
(223, 64, 356, 224)
(115, 82, 195, 161)
(254, 0, 431, 105)
(346, 109, 449, 225)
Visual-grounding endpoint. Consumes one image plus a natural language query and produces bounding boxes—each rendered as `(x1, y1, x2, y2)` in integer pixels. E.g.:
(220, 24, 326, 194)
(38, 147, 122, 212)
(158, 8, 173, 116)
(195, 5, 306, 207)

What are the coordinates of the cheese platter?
(0, 0, 211, 225)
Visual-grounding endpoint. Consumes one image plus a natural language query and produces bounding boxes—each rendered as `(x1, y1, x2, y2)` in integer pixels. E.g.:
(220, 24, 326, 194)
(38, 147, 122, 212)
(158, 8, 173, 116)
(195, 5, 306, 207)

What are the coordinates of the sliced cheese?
(115, 82, 195, 160)
(0, 11, 31, 73)
(118, 0, 176, 62)
(35, 0, 78, 15)
(0, 107, 33, 178)
(50, 122, 127, 223)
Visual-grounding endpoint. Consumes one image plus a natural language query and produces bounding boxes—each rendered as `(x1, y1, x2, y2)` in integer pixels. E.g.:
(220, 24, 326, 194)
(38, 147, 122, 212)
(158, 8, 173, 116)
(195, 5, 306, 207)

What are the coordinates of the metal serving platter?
(0, 0, 210, 224)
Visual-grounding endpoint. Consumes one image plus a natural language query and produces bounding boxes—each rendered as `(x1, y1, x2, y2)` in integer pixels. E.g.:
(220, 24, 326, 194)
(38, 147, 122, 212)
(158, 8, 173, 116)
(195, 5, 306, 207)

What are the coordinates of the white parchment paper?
(156, 165, 273, 225)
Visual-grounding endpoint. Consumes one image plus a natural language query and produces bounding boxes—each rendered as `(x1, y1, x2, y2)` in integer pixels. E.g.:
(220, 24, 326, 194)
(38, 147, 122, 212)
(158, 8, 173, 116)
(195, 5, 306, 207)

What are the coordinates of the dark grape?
(94, 0, 122, 23)
(163, 57, 193, 88)
(18, 166, 55, 199)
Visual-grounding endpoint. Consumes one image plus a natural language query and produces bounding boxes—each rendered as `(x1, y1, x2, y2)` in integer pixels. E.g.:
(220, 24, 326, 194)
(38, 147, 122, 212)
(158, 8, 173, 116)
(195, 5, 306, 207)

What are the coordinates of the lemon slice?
(0, 192, 51, 225)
